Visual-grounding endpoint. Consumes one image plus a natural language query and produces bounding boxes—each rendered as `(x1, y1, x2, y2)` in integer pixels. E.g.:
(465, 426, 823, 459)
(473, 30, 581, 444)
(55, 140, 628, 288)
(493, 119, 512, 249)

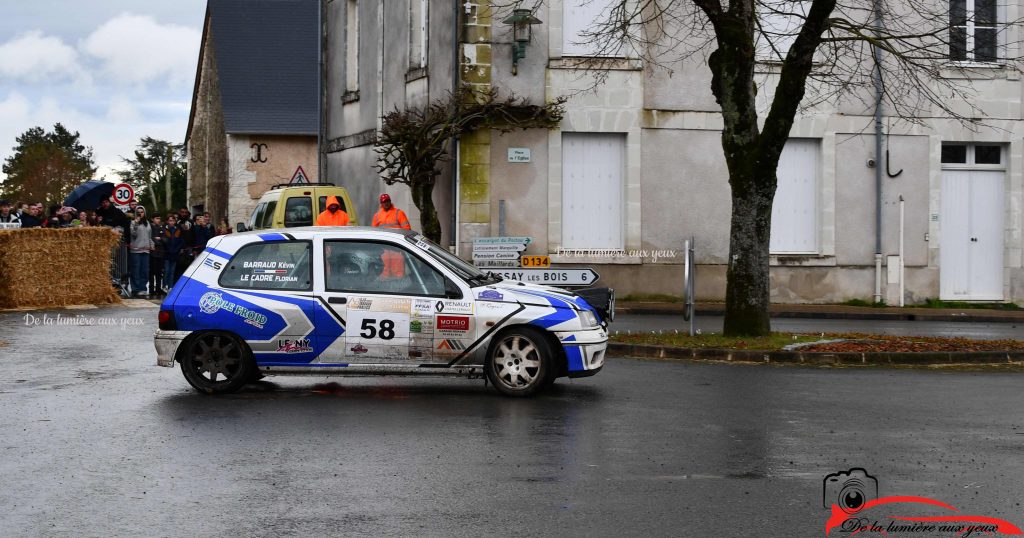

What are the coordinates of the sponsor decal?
(277, 339, 312, 353)
(349, 297, 410, 313)
(436, 315, 469, 332)
(410, 320, 423, 333)
(478, 301, 511, 312)
(412, 299, 434, 316)
(373, 297, 412, 313)
(350, 297, 374, 310)
(822, 468, 1022, 536)
(197, 291, 267, 329)
(436, 339, 467, 351)
(202, 258, 222, 270)
(350, 344, 368, 354)
(435, 300, 473, 314)
(477, 289, 503, 301)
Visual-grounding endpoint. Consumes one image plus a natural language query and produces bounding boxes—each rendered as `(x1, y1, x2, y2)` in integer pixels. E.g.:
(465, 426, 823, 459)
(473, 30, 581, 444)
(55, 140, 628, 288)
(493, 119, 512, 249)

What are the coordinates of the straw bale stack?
(0, 227, 122, 308)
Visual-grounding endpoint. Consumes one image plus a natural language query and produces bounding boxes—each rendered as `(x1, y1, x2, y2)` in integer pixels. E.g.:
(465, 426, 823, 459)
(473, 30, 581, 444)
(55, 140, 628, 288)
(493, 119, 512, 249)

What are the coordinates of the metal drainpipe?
(872, 0, 884, 304)
(451, 0, 461, 254)
(318, 0, 326, 182)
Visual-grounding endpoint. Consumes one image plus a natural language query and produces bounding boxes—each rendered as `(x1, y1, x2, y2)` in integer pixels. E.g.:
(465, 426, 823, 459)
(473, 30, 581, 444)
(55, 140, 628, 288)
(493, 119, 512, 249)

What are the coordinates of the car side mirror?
(236, 222, 246, 232)
(444, 279, 462, 299)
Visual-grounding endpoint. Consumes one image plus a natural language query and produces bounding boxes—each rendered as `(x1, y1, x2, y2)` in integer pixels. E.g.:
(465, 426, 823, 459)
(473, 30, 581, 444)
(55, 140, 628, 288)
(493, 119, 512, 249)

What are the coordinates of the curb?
(609, 342, 1024, 365)
(615, 305, 1024, 324)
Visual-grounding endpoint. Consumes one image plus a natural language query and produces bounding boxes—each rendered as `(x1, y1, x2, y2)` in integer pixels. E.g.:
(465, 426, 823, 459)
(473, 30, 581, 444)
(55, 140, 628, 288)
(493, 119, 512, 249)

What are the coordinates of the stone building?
(186, 0, 320, 228)
(324, 1, 1024, 304)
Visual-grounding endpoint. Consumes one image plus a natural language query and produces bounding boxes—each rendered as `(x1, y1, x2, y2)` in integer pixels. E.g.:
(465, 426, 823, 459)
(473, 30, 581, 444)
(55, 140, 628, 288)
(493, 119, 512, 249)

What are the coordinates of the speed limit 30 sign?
(113, 183, 135, 205)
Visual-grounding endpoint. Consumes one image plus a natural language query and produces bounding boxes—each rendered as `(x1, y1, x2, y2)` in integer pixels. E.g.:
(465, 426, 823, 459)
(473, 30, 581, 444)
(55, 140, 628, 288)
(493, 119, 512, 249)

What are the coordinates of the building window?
(770, 139, 820, 254)
(950, 0, 998, 62)
(561, 133, 625, 249)
(562, 0, 620, 57)
(409, 0, 427, 69)
(941, 143, 1003, 167)
(756, 1, 810, 61)
(346, 0, 359, 93)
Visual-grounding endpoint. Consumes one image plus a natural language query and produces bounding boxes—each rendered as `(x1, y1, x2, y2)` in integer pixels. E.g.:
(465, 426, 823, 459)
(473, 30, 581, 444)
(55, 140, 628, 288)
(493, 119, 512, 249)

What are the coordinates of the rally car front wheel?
(179, 331, 255, 395)
(486, 328, 553, 397)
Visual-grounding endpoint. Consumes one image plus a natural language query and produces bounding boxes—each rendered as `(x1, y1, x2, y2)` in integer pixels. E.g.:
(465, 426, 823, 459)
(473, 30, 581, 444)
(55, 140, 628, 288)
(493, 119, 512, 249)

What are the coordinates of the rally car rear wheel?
(486, 328, 552, 397)
(180, 332, 254, 394)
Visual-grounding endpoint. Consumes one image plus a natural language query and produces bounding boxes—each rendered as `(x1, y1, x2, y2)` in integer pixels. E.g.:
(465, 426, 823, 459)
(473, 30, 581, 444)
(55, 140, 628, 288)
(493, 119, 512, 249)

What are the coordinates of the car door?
(214, 239, 318, 365)
(315, 237, 462, 364)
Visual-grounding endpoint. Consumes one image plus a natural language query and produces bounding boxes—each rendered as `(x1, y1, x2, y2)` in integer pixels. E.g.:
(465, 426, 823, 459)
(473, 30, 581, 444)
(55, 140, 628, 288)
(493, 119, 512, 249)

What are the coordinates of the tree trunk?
(165, 146, 173, 214)
(723, 173, 774, 336)
(410, 174, 441, 242)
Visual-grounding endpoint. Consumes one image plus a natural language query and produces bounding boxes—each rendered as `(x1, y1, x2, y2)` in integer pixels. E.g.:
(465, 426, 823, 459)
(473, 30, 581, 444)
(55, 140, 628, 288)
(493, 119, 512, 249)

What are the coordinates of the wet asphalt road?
(614, 314, 1024, 340)
(2, 305, 1024, 536)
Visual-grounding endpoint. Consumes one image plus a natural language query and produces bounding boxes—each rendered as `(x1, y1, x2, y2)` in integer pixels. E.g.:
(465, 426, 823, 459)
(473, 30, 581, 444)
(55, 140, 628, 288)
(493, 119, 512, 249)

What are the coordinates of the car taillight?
(158, 310, 177, 330)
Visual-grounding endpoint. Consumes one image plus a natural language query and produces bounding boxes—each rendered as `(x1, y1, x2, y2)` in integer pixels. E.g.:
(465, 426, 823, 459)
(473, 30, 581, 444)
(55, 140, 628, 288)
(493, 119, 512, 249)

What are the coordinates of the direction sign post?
(493, 268, 600, 286)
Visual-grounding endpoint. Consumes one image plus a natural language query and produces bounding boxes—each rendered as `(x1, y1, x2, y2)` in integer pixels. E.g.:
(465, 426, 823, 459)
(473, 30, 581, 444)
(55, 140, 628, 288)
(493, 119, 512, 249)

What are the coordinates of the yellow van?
(239, 183, 359, 231)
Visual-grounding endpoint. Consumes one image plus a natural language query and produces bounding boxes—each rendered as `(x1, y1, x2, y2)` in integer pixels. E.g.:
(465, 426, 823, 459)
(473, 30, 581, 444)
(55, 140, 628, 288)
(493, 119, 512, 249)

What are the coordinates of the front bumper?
(154, 330, 190, 367)
(555, 327, 608, 376)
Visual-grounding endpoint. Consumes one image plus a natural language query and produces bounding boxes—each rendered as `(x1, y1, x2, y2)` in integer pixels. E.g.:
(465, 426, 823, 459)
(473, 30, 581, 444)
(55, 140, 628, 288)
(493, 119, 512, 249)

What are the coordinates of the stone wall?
(187, 23, 228, 222)
(225, 134, 318, 227)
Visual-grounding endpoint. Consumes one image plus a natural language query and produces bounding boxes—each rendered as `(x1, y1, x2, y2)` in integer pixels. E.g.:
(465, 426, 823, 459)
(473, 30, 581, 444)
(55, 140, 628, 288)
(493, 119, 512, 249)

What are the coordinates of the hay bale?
(0, 228, 123, 308)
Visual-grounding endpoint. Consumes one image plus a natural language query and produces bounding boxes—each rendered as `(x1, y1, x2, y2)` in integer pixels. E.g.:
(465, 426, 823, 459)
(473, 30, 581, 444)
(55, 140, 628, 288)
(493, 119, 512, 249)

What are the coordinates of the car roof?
(229, 226, 418, 240)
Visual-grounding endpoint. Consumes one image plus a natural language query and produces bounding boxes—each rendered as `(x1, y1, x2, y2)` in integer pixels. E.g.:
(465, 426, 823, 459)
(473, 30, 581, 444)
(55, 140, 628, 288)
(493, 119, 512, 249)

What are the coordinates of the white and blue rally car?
(154, 228, 613, 396)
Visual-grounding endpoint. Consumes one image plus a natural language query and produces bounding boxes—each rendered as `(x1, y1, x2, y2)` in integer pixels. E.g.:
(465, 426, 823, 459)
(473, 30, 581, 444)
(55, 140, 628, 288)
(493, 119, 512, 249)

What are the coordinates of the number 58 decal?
(347, 311, 410, 342)
(360, 318, 396, 340)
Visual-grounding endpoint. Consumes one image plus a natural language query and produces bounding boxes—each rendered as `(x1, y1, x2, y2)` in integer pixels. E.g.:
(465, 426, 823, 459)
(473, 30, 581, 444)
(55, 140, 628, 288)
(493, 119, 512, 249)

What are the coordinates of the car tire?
(179, 331, 255, 395)
(485, 327, 554, 397)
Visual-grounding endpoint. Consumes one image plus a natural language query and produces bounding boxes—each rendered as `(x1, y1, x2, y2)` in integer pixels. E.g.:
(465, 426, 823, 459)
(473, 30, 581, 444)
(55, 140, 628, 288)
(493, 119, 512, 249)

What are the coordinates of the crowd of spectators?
(0, 197, 232, 298)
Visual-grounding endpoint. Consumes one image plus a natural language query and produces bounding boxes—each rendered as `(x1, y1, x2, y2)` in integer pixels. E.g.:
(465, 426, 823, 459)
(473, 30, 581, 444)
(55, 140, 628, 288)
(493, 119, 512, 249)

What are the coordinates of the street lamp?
(501, 8, 542, 75)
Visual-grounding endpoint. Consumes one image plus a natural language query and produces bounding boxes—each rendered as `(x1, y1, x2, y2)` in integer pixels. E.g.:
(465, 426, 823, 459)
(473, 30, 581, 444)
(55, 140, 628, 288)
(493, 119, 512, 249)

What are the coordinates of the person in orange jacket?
(372, 194, 411, 279)
(371, 194, 411, 230)
(315, 196, 350, 226)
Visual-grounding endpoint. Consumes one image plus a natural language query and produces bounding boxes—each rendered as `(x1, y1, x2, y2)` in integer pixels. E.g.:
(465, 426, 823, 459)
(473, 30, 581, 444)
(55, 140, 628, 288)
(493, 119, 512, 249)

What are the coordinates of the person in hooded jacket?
(315, 196, 350, 226)
(129, 206, 154, 297)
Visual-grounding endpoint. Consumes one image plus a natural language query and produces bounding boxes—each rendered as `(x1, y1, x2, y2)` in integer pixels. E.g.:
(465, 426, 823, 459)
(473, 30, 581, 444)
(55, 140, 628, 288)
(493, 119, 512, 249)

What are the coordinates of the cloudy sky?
(0, 0, 207, 182)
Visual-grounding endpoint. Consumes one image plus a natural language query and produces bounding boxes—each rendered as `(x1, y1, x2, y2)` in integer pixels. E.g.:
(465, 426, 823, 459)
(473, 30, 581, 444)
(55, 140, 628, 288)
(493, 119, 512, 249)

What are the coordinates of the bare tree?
(543, 0, 1023, 335)
(375, 88, 565, 242)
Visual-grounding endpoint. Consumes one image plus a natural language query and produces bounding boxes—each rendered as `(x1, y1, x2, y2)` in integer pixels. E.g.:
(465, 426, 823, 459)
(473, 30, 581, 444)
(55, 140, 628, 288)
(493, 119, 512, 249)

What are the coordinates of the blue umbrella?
(64, 180, 115, 211)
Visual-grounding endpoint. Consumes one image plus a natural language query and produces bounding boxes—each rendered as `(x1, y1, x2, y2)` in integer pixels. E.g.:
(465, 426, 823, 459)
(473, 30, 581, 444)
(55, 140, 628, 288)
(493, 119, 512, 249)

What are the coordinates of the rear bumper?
(154, 330, 189, 367)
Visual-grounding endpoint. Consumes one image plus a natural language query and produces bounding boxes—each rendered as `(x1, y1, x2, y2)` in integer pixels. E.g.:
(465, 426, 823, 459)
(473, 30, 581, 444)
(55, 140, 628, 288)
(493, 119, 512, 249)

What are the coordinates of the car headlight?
(579, 309, 599, 328)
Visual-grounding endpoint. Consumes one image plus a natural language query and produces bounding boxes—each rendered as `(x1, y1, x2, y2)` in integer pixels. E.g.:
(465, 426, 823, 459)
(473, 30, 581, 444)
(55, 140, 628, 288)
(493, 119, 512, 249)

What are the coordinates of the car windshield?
(404, 234, 501, 286)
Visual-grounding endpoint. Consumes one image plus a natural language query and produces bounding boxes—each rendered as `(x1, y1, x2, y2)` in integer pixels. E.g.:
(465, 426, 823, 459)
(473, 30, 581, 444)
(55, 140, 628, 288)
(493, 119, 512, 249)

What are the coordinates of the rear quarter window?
(284, 197, 314, 227)
(219, 240, 313, 291)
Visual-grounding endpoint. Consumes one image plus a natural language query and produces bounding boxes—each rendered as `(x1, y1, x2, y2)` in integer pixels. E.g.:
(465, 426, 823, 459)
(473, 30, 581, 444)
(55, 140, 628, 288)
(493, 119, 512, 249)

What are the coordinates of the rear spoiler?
(575, 287, 615, 323)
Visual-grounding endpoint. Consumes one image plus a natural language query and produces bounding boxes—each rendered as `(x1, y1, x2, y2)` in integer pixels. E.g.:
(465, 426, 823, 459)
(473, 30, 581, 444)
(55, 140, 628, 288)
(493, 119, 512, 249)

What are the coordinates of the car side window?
(219, 240, 312, 291)
(284, 197, 313, 227)
(324, 240, 446, 296)
(261, 200, 277, 229)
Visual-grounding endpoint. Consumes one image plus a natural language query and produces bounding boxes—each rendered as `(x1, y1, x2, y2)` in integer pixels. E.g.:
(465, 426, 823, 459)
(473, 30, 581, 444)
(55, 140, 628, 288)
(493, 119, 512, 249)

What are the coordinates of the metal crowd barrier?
(110, 228, 130, 297)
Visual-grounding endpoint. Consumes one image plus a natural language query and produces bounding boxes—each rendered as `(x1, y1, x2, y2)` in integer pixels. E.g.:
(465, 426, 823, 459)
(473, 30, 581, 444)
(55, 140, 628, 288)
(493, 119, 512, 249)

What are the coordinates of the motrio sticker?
(436, 315, 470, 337)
